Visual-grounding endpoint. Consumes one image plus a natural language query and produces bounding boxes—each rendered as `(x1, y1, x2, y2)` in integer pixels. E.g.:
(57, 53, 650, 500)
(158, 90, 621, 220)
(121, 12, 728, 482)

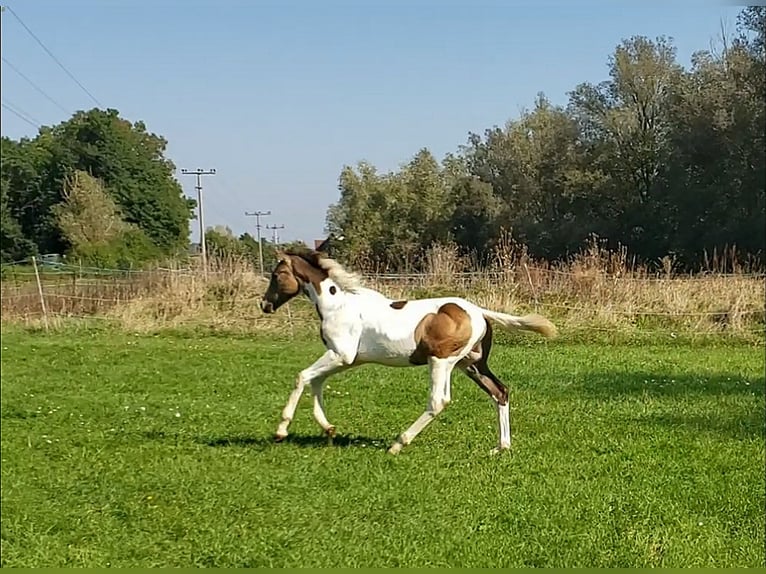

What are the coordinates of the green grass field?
(1, 328, 763, 567)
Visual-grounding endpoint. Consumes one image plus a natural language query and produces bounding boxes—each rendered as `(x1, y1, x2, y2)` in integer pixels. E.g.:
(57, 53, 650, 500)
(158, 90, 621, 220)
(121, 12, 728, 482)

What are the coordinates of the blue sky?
(1, 0, 744, 245)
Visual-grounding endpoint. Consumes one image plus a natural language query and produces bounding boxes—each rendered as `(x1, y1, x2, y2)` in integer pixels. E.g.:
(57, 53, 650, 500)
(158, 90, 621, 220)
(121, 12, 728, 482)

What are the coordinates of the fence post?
(31, 256, 50, 332)
(285, 302, 295, 339)
(523, 262, 539, 313)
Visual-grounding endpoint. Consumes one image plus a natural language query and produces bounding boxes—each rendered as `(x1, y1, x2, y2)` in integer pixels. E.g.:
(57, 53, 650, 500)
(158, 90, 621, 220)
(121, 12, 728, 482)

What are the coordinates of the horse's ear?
(315, 237, 331, 253)
(275, 250, 290, 265)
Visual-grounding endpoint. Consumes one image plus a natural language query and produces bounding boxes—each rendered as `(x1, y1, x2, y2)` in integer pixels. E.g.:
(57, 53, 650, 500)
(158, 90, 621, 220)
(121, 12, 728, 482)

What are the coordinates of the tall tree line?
(326, 7, 765, 271)
(1, 108, 194, 264)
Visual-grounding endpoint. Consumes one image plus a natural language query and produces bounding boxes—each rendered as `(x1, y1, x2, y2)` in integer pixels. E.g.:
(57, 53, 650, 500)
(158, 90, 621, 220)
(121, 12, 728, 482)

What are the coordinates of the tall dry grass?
(1, 240, 763, 341)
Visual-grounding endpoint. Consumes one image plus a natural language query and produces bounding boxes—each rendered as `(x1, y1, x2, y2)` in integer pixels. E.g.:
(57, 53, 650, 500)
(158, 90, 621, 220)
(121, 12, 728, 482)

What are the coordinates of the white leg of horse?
(388, 357, 453, 455)
(442, 375, 452, 405)
(275, 350, 347, 441)
(275, 377, 306, 440)
(492, 402, 511, 455)
(310, 378, 336, 438)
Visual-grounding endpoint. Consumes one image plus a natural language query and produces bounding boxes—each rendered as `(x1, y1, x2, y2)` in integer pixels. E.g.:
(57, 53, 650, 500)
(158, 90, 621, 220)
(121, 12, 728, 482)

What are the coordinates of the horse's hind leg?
(275, 350, 348, 441)
(388, 357, 453, 455)
(463, 363, 511, 453)
(460, 320, 512, 453)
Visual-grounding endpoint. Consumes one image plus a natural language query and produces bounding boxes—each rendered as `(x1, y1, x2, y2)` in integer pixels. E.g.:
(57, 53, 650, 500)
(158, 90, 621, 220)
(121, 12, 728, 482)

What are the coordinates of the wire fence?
(5, 259, 765, 281)
(1, 258, 764, 337)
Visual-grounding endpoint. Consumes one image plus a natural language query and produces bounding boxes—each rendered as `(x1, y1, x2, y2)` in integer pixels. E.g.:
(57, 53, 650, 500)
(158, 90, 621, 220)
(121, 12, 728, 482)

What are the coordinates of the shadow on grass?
(141, 430, 393, 449)
(200, 433, 390, 449)
(575, 371, 764, 441)
(130, 429, 388, 450)
(631, 411, 765, 441)
(141, 429, 389, 450)
(577, 371, 764, 399)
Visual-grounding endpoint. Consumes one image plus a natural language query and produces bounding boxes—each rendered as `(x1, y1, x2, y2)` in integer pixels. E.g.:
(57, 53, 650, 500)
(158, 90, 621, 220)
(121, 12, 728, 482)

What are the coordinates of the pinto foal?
(260, 249, 557, 455)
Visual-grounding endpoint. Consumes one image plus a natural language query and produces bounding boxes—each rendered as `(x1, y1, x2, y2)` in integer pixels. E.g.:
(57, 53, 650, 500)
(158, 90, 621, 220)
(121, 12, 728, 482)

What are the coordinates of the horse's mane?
(285, 249, 364, 293)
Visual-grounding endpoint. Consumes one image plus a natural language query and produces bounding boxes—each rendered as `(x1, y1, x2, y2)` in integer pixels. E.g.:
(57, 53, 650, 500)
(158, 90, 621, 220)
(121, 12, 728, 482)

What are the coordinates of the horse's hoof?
(274, 433, 288, 443)
(325, 426, 337, 438)
(387, 442, 403, 455)
(490, 444, 511, 456)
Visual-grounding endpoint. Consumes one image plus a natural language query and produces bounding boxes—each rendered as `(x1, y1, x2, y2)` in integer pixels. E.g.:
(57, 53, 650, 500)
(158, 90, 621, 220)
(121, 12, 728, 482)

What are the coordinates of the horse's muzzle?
(260, 300, 274, 314)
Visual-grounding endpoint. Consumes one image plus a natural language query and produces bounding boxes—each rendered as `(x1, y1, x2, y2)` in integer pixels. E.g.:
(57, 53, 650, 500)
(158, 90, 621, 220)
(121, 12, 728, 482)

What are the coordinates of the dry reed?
(1, 241, 763, 341)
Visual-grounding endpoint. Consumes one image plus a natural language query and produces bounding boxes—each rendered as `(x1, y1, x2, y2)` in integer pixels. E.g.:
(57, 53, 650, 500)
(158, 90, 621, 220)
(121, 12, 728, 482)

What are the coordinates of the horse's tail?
(482, 309, 558, 339)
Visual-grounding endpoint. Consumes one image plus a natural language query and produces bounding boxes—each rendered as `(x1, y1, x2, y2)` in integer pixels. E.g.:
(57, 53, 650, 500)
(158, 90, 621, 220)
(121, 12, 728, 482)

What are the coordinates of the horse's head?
(260, 252, 302, 314)
(261, 250, 330, 313)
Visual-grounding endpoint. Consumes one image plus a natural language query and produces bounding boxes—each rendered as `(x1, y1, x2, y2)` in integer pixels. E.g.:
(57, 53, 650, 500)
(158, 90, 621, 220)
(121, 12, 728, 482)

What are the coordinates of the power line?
(245, 210, 271, 276)
(210, 174, 254, 220)
(1, 98, 40, 124)
(1, 99, 41, 128)
(180, 168, 216, 275)
(1, 102, 39, 129)
(4, 5, 102, 107)
(1, 56, 70, 114)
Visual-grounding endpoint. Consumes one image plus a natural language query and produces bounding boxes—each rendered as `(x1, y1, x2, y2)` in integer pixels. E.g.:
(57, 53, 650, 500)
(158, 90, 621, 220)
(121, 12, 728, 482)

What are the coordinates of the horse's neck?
(304, 278, 344, 315)
(306, 280, 388, 318)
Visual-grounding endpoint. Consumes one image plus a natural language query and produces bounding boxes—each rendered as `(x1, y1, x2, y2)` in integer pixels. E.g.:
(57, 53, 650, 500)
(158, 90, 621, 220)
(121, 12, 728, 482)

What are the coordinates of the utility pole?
(266, 224, 285, 244)
(245, 210, 271, 276)
(180, 168, 216, 275)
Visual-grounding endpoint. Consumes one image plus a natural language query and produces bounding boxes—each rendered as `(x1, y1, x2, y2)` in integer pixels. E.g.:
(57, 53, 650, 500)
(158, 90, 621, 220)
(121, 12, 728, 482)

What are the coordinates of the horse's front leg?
(275, 350, 349, 441)
(388, 357, 454, 455)
(310, 377, 336, 442)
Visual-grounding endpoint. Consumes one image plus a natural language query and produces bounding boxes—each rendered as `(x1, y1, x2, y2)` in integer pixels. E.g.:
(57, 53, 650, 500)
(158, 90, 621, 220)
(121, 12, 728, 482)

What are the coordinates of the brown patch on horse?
(287, 252, 328, 294)
(390, 300, 408, 310)
(409, 303, 472, 365)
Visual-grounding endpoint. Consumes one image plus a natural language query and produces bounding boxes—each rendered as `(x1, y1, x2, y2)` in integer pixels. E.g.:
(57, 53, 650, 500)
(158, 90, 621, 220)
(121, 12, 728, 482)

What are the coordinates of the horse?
(260, 249, 557, 455)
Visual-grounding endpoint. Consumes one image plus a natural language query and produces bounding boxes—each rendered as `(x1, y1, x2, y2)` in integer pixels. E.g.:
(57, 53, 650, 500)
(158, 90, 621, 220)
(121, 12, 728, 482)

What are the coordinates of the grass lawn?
(1, 328, 763, 567)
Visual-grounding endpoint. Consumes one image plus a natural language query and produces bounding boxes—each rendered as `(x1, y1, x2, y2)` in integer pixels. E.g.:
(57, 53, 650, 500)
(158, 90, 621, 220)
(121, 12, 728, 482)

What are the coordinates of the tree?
(568, 36, 684, 258)
(326, 162, 390, 266)
(0, 135, 55, 256)
(461, 94, 606, 259)
(2, 109, 195, 258)
(0, 176, 37, 262)
(51, 170, 159, 267)
(205, 225, 244, 258)
(44, 108, 195, 252)
(326, 151, 454, 270)
(447, 175, 502, 256)
(737, 6, 766, 57)
(664, 20, 765, 264)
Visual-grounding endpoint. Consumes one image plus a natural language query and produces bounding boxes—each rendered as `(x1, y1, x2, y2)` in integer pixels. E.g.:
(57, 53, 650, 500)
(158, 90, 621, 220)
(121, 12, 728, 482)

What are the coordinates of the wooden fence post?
(31, 256, 50, 332)
(523, 262, 539, 313)
(285, 302, 295, 339)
